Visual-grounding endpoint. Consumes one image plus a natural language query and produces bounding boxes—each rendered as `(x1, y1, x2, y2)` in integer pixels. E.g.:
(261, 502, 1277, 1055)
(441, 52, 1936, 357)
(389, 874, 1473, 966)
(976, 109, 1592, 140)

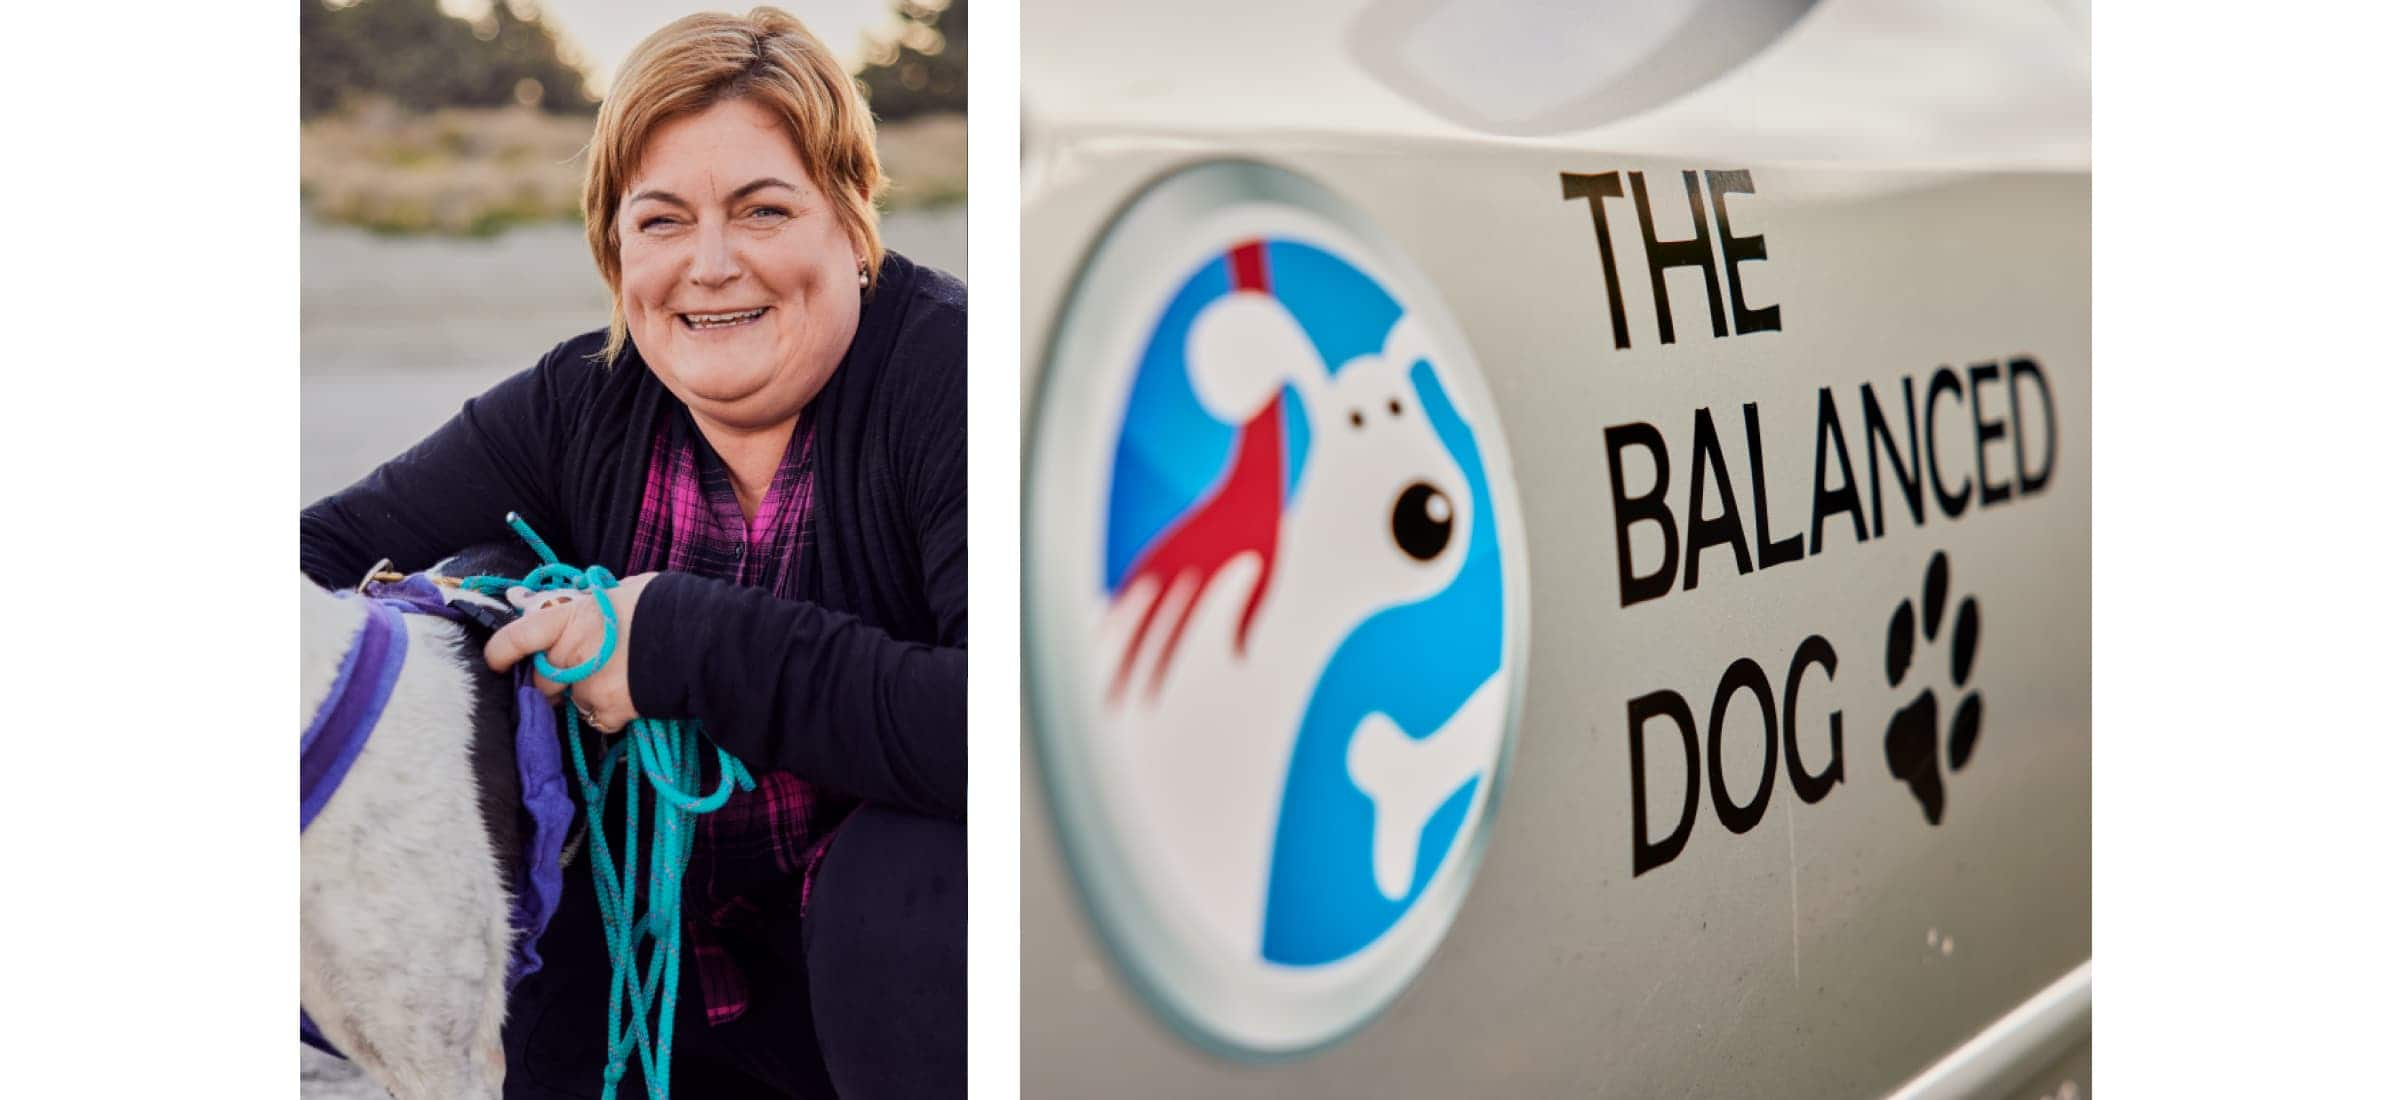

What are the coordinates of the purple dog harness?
(301, 576, 576, 1056)
(300, 595, 407, 830)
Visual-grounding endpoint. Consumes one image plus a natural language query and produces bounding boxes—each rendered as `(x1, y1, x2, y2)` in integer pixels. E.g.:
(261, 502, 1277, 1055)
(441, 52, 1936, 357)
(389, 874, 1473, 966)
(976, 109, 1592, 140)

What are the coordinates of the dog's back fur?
(300, 546, 541, 1099)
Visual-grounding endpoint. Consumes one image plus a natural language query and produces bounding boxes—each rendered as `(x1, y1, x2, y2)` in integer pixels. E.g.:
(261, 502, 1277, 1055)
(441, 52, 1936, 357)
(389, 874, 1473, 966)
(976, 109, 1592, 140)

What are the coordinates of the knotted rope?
(461, 513, 754, 1100)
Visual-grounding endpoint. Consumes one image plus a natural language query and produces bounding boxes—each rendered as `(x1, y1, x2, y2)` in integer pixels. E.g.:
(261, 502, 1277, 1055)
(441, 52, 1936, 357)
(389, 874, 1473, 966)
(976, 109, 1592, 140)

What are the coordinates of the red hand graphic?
(1109, 391, 1285, 703)
(1109, 240, 1289, 704)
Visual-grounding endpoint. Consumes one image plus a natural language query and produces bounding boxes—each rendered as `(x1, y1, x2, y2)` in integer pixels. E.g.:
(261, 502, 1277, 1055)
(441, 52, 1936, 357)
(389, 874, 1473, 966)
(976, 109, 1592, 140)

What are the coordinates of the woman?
(299, 10, 963, 1097)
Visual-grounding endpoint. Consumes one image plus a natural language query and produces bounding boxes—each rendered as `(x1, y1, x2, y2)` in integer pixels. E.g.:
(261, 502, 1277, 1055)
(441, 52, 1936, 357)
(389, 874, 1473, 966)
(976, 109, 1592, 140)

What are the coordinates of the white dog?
(299, 548, 547, 1099)
(1103, 287, 1502, 954)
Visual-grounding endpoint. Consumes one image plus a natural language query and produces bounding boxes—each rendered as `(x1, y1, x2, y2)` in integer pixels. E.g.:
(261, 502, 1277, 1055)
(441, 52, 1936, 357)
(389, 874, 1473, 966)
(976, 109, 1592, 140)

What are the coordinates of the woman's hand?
(485, 571, 659, 733)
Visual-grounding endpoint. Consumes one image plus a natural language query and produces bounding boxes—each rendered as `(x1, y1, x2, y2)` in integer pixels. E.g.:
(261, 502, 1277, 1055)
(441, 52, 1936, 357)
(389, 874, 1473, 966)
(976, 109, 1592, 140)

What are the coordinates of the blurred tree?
(858, 0, 966, 121)
(301, 0, 595, 118)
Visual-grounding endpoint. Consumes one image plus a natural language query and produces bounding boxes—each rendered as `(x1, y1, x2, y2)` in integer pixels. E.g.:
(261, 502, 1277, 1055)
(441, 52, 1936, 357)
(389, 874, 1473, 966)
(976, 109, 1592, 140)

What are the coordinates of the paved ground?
(299, 205, 963, 1095)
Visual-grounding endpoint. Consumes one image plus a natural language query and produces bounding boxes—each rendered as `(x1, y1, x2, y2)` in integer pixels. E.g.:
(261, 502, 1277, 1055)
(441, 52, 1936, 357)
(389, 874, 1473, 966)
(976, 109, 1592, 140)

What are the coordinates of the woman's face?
(617, 96, 861, 431)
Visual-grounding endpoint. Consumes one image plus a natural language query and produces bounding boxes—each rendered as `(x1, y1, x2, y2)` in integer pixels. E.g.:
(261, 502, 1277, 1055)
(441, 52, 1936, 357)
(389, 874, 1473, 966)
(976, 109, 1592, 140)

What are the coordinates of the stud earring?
(856, 259, 869, 289)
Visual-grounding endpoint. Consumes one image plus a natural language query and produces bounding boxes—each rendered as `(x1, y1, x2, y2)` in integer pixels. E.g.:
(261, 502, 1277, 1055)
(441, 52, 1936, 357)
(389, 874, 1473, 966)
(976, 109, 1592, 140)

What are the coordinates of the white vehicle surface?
(1022, 2, 2091, 1096)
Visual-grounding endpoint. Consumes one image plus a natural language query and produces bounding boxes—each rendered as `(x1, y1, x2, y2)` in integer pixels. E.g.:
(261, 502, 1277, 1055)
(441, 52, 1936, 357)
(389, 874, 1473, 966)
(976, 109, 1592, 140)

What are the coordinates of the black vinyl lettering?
(1629, 170, 1727, 345)
(1810, 386, 1868, 553)
(1707, 658, 1777, 835)
(2010, 356, 2056, 496)
(1967, 362, 2011, 506)
(1925, 366, 1971, 519)
(1628, 691, 1700, 875)
(1861, 379, 1925, 538)
(1684, 407, 1753, 592)
(1605, 422, 1679, 608)
(1704, 169, 1780, 335)
(1783, 635, 1844, 804)
(1743, 402, 1802, 569)
(1559, 172, 1633, 350)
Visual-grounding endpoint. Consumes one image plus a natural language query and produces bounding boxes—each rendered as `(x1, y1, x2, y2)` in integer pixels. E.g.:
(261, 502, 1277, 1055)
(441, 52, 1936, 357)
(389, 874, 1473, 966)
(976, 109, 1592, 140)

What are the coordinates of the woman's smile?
(679, 306, 772, 332)
(616, 95, 863, 431)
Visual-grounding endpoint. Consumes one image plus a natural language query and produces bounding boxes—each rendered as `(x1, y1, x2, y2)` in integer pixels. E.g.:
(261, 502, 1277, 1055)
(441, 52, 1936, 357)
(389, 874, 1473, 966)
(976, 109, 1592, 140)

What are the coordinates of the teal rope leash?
(463, 513, 754, 1100)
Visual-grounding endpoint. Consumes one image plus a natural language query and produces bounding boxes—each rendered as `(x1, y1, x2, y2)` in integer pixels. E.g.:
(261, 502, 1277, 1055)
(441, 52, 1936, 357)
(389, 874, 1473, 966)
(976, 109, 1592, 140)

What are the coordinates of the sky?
(441, 0, 904, 91)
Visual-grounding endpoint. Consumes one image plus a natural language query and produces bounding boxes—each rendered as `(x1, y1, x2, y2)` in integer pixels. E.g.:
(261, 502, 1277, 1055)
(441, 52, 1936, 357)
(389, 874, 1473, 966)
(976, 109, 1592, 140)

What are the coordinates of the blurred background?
(301, 0, 966, 508)
(299, 2, 963, 1093)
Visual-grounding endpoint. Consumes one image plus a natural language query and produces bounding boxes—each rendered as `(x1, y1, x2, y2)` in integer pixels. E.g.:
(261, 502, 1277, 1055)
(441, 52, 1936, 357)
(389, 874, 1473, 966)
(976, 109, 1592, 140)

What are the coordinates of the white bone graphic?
(1345, 676, 1507, 900)
(1106, 282, 1491, 954)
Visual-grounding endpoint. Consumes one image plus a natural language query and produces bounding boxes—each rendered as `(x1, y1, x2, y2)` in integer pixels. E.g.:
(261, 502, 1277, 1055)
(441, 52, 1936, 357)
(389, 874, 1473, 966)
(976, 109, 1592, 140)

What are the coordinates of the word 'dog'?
(1626, 635, 1842, 875)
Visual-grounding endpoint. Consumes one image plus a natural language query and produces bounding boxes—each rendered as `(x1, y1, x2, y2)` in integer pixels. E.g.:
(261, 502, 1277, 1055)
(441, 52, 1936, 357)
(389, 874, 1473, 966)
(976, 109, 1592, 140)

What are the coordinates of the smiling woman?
(615, 97, 869, 513)
(300, 8, 964, 1098)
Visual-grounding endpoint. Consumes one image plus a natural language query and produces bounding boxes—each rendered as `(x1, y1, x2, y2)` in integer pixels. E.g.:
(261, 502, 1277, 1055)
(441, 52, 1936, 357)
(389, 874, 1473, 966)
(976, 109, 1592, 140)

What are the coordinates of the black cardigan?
(300, 252, 966, 821)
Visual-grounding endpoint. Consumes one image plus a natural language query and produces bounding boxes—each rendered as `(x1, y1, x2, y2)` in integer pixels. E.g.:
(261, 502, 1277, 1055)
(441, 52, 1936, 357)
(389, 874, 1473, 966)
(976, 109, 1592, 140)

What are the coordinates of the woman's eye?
(745, 206, 791, 222)
(637, 215, 680, 232)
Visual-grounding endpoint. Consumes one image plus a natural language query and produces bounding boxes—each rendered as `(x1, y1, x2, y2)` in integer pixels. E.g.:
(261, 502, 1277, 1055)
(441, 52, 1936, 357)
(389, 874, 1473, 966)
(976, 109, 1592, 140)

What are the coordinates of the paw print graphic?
(1883, 551, 1984, 825)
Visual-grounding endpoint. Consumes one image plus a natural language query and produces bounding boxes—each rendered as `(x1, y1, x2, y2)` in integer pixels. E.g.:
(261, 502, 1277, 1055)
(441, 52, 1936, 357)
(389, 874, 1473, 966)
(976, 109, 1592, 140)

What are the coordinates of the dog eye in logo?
(1026, 162, 1529, 1059)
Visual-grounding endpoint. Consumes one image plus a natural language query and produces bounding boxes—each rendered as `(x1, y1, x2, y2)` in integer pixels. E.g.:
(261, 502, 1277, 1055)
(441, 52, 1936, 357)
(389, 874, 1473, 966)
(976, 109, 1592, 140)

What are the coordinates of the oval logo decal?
(1026, 160, 1530, 1058)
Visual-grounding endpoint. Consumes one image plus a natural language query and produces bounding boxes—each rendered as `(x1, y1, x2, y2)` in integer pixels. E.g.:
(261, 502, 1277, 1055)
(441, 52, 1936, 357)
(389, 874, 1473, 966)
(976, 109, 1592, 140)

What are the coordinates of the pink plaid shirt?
(628, 410, 856, 1026)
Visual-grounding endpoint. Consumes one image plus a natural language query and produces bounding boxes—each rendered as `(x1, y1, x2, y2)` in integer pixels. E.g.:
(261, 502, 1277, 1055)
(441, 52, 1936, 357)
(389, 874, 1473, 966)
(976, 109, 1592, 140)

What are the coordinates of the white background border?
(4, 2, 2391, 1095)
(2088, 1, 2392, 1092)
(965, 0, 1022, 1094)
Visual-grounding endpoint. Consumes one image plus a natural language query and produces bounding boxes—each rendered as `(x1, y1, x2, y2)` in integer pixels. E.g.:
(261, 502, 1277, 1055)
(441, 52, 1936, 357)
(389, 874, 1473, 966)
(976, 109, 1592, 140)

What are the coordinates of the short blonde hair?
(584, 7, 885, 364)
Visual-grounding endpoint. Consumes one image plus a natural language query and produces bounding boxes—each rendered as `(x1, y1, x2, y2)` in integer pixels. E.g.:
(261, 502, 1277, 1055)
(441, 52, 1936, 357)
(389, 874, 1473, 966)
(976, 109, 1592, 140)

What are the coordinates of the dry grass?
(301, 102, 588, 236)
(873, 112, 968, 209)
(302, 103, 966, 237)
